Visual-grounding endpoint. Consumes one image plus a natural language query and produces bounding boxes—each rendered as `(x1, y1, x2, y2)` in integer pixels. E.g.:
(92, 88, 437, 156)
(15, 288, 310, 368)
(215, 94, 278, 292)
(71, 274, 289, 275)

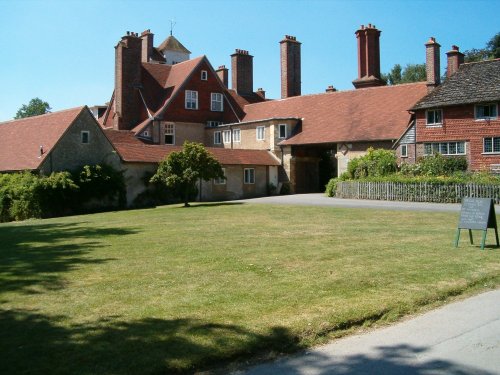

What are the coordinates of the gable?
(0, 107, 84, 172)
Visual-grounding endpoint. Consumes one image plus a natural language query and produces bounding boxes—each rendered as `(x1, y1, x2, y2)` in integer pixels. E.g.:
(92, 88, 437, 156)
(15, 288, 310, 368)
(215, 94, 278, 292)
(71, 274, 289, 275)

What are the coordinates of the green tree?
(382, 63, 426, 85)
(14, 98, 51, 119)
(150, 141, 224, 207)
(464, 32, 500, 62)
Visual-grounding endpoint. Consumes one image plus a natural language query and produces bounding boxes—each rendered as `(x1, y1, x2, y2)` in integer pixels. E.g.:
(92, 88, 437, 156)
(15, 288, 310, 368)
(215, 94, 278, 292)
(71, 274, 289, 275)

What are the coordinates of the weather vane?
(170, 19, 176, 36)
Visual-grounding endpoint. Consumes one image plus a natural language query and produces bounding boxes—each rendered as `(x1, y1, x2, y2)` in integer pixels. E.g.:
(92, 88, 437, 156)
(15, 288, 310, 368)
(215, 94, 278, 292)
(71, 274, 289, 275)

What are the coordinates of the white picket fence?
(336, 181, 500, 203)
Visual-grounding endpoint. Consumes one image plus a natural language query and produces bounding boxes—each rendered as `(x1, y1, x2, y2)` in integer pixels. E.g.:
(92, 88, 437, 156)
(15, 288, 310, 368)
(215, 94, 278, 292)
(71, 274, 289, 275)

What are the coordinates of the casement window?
(211, 93, 224, 112)
(426, 109, 443, 126)
(185, 90, 198, 109)
(214, 131, 222, 145)
(476, 104, 498, 120)
(423, 142, 465, 156)
(233, 129, 241, 143)
(201, 70, 208, 80)
(81, 131, 89, 144)
(223, 130, 231, 144)
(401, 144, 408, 158)
(164, 123, 175, 145)
(278, 124, 287, 139)
(483, 137, 500, 153)
(214, 168, 226, 185)
(207, 121, 223, 127)
(244, 168, 255, 184)
(256, 126, 265, 141)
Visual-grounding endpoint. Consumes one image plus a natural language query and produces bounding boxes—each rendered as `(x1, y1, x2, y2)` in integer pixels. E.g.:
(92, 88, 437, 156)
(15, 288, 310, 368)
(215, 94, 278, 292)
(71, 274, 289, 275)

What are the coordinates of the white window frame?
(233, 129, 241, 143)
(207, 121, 223, 127)
(214, 168, 226, 185)
(425, 109, 443, 126)
(423, 142, 466, 156)
(81, 130, 90, 144)
(475, 103, 498, 120)
(211, 93, 224, 112)
(483, 137, 500, 154)
(223, 130, 231, 144)
(185, 90, 198, 110)
(256, 126, 265, 141)
(244, 168, 255, 184)
(214, 131, 222, 145)
(401, 144, 408, 158)
(201, 70, 208, 81)
(143, 130, 149, 137)
(164, 123, 175, 145)
(278, 124, 287, 139)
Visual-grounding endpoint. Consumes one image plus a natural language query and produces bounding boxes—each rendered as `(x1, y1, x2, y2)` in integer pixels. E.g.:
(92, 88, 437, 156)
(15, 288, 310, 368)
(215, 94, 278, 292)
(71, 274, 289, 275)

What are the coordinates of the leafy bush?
(72, 164, 126, 212)
(325, 178, 338, 197)
(402, 154, 468, 177)
(345, 148, 397, 179)
(0, 164, 126, 222)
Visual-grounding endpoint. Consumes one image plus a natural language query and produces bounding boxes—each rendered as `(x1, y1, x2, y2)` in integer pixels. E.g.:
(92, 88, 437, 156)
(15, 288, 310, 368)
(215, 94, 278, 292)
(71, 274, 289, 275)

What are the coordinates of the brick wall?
(416, 103, 500, 170)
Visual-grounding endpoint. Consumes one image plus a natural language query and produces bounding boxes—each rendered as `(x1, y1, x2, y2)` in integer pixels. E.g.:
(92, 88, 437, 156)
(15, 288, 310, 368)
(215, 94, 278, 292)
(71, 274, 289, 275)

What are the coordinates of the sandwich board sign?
(455, 198, 499, 250)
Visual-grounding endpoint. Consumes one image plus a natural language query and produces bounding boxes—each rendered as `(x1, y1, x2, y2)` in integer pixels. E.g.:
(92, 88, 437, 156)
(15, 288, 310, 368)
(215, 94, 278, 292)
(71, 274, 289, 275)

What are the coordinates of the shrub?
(325, 178, 338, 197)
(345, 148, 397, 179)
(280, 182, 291, 195)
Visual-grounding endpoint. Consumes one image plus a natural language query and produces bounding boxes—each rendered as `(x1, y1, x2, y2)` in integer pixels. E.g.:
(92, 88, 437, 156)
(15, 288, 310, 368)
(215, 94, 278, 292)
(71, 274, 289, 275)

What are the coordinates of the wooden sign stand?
(455, 198, 499, 250)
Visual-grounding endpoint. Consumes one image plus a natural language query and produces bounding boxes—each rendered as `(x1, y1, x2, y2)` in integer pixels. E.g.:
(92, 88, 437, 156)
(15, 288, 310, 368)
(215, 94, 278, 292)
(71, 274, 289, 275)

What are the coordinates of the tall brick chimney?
(216, 65, 229, 88)
(231, 49, 253, 95)
(446, 45, 464, 78)
(280, 35, 301, 98)
(114, 32, 142, 131)
(425, 37, 441, 92)
(140, 29, 153, 63)
(352, 24, 384, 89)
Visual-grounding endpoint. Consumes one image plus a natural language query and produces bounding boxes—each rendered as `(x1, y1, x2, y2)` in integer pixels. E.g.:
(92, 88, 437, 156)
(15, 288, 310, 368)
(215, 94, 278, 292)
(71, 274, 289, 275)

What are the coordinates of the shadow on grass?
(175, 202, 245, 209)
(240, 343, 496, 375)
(0, 222, 138, 295)
(0, 308, 301, 375)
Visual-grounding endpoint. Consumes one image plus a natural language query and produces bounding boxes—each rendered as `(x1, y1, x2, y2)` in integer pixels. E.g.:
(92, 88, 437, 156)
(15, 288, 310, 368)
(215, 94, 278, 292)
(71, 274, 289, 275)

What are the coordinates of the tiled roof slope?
(0, 107, 84, 171)
(157, 35, 191, 54)
(412, 59, 500, 110)
(242, 82, 428, 145)
(105, 129, 280, 166)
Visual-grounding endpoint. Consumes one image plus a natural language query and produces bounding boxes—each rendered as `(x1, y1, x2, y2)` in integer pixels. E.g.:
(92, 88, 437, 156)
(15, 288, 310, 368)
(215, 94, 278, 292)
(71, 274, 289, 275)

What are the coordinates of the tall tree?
(464, 32, 500, 62)
(150, 141, 225, 207)
(14, 98, 51, 119)
(382, 63, 426, 85)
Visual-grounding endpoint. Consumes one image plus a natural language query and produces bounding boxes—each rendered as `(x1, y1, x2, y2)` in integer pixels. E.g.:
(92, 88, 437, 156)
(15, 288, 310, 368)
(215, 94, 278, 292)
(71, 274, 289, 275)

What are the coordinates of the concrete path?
(233, 289, 500, 375)
(237, 193, 463, 212)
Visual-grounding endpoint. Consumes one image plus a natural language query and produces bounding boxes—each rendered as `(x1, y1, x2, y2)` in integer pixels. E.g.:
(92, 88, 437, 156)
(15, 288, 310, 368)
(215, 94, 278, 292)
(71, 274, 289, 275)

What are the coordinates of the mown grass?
(0, 203, 499, 374)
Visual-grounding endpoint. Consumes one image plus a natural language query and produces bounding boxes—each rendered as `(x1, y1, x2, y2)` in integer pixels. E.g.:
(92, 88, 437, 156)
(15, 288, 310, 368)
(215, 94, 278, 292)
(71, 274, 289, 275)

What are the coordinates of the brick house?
(98, 25, 429, 197)
(395, 38, 500, 171)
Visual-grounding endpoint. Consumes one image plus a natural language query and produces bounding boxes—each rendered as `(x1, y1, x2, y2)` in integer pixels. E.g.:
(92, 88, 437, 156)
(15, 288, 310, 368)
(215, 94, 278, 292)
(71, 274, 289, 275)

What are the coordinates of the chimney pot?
(446, 44, 464, 78)
(326, 85, 337, 92)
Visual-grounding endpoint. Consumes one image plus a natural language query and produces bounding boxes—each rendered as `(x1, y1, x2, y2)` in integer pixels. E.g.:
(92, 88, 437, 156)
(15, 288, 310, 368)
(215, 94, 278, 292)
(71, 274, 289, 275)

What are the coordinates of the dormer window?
(201, 70, 208, 80)
(476, 104, 498, 120)
(426, 109, 443, 126)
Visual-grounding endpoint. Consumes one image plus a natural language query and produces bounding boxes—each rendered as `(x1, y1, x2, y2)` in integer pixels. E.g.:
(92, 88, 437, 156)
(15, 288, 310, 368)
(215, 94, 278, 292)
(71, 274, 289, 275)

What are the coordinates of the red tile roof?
(0, 107, 85, 171)
(241, 82, 428, 145)
(105, 129, 280, 166)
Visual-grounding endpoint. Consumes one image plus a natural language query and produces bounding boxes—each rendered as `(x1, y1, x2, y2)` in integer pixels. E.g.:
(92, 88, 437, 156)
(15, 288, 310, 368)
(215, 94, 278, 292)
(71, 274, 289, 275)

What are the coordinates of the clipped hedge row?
(0, 164, 126, 222)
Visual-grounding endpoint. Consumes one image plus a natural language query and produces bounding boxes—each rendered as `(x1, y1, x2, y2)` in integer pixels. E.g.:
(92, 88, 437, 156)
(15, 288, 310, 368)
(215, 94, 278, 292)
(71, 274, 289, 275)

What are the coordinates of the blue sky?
(0, 0, 498, 122)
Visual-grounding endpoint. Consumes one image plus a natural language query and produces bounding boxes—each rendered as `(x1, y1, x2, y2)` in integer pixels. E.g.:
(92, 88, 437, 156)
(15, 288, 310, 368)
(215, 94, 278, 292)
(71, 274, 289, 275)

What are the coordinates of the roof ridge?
(0, 106, 85, 125)
(244, 81, 427, 107)
(461, 58, 500, 66)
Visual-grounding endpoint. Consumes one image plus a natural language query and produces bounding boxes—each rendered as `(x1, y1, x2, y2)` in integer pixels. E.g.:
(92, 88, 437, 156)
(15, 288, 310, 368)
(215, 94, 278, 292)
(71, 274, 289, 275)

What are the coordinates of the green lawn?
(1, 203, 499, 374)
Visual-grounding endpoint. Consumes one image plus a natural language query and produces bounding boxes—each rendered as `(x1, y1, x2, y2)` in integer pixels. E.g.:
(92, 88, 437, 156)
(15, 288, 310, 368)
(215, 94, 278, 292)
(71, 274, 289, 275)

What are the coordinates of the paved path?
(233, 289, 500, 375)
(236, 193, 463, 212)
